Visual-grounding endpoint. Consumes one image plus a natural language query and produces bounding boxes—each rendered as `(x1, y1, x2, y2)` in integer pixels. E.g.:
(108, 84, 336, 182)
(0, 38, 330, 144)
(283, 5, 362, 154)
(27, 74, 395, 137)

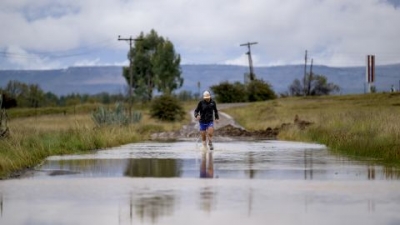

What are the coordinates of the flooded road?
(1, 140, 400, 225)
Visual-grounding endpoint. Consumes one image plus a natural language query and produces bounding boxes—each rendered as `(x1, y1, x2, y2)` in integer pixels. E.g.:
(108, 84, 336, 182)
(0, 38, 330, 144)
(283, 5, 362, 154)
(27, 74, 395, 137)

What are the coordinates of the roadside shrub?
(288, 74, 340, 96)
(247, 79, 277, 102)
(150, 95, 185, 121)
(211, 81, 247, 103)
(211, 80, 277, 103)
(92, 102, 142, 126)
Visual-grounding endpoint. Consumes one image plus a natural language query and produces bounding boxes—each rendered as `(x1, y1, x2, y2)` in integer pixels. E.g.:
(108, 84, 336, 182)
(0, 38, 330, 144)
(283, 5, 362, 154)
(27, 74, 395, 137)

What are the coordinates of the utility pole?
(118, 35, 142, 117)
(366, 55, 375, 93)
(304, 50, 308, 96)
(240, 42, 258, 81)
(197, 81, 201, 99)
(307, 58, 313, 95)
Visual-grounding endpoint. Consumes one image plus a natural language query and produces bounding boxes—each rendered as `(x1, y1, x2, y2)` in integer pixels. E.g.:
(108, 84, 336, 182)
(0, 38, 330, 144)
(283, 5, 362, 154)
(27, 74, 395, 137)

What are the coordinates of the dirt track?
(150, 103, 284, 141)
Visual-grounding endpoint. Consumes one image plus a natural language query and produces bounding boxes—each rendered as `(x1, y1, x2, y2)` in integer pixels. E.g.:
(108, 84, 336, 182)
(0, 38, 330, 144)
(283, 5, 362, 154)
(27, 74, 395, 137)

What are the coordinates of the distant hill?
(0, 66, 127, 96)
(0, 64, 399, 96)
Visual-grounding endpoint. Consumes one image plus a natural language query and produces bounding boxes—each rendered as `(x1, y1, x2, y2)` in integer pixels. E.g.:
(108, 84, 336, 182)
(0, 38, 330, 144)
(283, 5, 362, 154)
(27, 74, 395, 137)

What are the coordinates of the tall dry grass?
(0, 106, 191, 178)
(223, 93, 400, 163)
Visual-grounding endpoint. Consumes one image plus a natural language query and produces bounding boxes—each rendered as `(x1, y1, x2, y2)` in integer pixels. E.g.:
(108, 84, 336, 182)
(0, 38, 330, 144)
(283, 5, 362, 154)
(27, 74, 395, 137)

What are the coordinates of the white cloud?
(224, 54, 263, 67)
(224, 55, 249, 66)
(73, 58, 100, 67)
(73, 58, 129, 67)
(0, 0, 399, 69)
(4, 45, 62, 69)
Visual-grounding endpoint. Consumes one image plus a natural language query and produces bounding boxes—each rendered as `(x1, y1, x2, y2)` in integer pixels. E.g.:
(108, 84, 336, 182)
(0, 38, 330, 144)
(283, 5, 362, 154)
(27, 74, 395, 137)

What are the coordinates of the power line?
(0, 38, 116, 60)
(240, 42, 258, 81)
(117, 35, 142, 117)
(0, 49, 98, 59)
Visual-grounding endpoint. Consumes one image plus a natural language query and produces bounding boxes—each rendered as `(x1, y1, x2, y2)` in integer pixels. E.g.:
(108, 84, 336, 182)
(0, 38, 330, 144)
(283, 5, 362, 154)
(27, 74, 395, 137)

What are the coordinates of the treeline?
(0, 80, 202, 109)
(0, 80, 125, 108)
(211, 79, 276, 103)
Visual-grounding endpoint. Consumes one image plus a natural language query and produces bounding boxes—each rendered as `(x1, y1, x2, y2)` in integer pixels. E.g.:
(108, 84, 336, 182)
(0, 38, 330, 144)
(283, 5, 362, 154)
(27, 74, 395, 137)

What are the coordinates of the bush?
(288, 74, 340, 96)
(92, 103, 142, 126)
(247, 79, 277, 102)
(150, 95, 185, 121)
(211, 81, 247, 103)
(211, 79, 276, 103)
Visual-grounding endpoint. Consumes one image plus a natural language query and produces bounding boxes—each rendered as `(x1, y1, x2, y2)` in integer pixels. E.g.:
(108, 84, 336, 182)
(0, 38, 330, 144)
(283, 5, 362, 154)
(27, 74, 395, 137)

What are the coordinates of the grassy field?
(222, 93, 400, 164)
(1, 94, 400, 178)
(0, 102, 194, 178)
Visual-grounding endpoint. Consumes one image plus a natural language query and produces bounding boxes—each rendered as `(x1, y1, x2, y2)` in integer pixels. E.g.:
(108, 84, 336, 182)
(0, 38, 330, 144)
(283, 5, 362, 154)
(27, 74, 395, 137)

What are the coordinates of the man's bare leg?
(207, 127, 214, 150)
(201, 130, 207, 148)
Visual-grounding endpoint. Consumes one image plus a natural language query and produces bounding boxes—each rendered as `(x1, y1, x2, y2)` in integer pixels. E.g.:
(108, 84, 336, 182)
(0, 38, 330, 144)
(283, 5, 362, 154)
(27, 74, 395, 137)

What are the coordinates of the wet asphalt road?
(1, 140, 400, 225)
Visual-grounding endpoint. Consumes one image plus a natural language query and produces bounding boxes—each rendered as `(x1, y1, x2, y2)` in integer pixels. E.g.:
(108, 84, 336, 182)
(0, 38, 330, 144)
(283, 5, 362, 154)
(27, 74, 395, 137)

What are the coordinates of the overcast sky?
(1, 0, 400, 70)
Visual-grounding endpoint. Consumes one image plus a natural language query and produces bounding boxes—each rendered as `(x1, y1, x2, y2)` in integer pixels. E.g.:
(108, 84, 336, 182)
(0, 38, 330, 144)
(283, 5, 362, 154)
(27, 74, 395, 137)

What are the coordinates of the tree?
(152, 41, 183, 94)
(288, 79, 304, 96)
(0, 93, 17, 109)
(211, 79, 277, 103)
(309, 74, 340, 96)
(288, 74, 340, 96)
(150, 94, 185, 121)
(211, 81, 247, 103)
(43, 92, 59, 106)
(123, 29, 183, 102)
(27, 84, 45, 108)
(4, 81, 45, 107)
(4, 80, 25, 98)
(247, 79, 276, 102)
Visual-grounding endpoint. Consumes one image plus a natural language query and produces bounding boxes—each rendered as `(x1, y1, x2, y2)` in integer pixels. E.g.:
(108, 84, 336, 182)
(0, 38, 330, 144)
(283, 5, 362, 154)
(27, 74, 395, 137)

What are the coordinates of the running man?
(194, 91, 219, 150)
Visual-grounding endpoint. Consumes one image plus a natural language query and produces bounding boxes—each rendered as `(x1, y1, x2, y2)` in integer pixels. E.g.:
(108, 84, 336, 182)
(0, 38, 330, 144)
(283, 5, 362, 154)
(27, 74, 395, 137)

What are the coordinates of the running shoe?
(208, 140, 214, 150)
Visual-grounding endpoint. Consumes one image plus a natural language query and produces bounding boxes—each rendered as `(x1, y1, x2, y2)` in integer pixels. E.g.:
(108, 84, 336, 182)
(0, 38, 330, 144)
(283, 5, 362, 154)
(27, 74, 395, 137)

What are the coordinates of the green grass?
(0, 104, 191, 178)
(2, 94, 400, 178)
(222, 93, 400, 164)
(6, 103, 101, 119)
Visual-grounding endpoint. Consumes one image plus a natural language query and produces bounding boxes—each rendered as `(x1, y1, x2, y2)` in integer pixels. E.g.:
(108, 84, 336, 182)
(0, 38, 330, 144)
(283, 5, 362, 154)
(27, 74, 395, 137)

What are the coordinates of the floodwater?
(1, 140, 400, 225)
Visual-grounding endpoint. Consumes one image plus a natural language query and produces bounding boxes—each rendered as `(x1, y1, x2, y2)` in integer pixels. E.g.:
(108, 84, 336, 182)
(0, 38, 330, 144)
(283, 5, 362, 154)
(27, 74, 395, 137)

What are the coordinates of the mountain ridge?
(0, 64, 399, 96)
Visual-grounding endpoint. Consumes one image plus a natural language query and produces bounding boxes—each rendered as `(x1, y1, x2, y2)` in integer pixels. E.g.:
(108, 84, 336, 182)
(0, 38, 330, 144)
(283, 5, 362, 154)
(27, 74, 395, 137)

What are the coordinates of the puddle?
(1, 140, 400, 225)
(27, 140, 400, 180)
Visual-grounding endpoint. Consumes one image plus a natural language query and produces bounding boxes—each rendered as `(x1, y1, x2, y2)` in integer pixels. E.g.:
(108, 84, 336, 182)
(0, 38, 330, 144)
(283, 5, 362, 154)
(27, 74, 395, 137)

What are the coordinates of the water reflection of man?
(200, 152, 214, 178)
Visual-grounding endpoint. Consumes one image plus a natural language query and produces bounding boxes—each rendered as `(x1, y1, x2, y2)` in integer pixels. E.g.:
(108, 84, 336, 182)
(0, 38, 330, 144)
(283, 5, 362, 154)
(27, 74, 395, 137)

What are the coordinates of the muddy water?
(1, 140, 400, 225)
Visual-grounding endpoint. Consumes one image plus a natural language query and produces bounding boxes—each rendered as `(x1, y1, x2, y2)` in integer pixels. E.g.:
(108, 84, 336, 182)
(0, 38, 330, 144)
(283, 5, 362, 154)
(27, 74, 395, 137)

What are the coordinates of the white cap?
(203, 91, 211, 99)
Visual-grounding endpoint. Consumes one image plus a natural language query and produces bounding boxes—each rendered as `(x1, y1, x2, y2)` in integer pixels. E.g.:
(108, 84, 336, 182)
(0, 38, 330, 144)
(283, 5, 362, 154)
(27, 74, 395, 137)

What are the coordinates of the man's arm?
(213, 101, 219, 120)
(194, 101, 201, 118)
